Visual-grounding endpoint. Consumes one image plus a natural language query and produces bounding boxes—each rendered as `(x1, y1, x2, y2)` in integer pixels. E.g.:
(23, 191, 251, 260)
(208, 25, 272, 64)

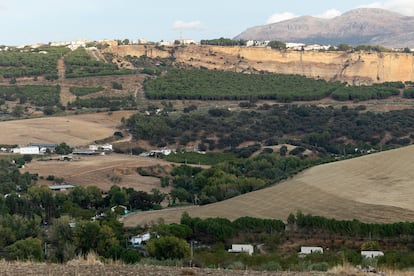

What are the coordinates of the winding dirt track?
(122, 145, 414, 227)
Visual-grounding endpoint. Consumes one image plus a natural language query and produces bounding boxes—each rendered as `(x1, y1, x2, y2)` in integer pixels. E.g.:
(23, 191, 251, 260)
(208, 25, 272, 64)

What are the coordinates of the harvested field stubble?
(0, 261, 328, 276)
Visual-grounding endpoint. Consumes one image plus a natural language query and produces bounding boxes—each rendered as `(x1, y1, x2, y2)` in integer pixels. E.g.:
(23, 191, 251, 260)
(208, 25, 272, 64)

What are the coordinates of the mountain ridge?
(234, 8, 414, 48)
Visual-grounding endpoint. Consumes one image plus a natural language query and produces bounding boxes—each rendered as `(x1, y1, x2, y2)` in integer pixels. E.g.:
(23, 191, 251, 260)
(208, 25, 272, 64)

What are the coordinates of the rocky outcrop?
(108, 44, 414, 85)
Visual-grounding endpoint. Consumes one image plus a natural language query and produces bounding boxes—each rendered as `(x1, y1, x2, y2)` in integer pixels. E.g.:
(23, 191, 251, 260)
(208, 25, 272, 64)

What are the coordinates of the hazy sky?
(1, 0, 413, 45)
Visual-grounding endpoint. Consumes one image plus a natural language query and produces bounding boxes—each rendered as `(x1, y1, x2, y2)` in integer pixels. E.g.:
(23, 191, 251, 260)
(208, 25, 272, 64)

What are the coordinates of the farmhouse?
(361, 251, 384, 258)
(228, 244, 254, 255)
(28, 143, 57, 152)
(88, 144, 113, 151)
(130, 233, 151, 247)
(49, 184, 75, 191)
(12, 146, 40, 155)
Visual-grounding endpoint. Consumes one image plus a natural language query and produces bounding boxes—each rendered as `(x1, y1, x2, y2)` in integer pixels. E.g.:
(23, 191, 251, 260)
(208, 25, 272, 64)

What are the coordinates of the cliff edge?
(107, 44, 414, 85)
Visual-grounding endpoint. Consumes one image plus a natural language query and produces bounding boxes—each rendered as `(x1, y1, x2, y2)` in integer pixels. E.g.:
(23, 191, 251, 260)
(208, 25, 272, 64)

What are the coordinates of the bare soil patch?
(122, 145, 414, 227)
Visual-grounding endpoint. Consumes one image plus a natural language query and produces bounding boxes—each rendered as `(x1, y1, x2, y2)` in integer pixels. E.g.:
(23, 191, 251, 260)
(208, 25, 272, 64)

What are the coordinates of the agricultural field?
(21, 154, 173, 192)
(0, 110, 135, 146)
(122, 144, 414, 227)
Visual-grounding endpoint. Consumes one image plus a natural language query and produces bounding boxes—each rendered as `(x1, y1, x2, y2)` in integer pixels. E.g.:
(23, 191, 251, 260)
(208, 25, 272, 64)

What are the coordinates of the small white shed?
(300, 246, 323, 255)
(228, 244, 254, 255)
(361, 251, 384, 258)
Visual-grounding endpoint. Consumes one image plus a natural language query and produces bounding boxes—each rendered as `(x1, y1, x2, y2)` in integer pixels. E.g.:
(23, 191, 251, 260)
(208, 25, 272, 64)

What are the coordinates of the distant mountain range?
(234, 8, 414, 48)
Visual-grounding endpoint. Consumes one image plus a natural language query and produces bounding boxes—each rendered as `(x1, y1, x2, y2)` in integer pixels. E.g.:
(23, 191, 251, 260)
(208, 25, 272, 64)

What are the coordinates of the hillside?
(122, 144, 414, 227)
(234, 8, 414, 48)
(108, 44, 414, 85)
(0, 111, 134, 147)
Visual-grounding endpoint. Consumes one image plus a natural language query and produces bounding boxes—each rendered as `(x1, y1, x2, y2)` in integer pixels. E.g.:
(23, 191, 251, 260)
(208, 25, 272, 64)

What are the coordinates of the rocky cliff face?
(109, 44, 414, 85)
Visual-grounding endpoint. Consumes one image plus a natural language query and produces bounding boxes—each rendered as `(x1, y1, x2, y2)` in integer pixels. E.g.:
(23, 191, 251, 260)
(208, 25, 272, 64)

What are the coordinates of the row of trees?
(0, 46, 69, 79)
(64, 48, 133, 78)
(0, 85, 60, 106)
(144, 69, 411, 102)
(144, 69, 342, 101)
(292, 212, 414, 238)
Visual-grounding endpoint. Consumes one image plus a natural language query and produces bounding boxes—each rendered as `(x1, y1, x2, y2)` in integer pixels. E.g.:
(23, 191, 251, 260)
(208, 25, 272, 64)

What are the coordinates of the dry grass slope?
(122, 145, 414, 227)
(0, 111, 135, 147)
(21, 154, 174, 192)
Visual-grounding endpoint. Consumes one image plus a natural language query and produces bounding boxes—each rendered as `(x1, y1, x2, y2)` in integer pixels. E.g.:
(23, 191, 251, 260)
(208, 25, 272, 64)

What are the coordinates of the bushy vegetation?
(331, 85, 400, 101)
(127, 105, 414, 154)
(64, 48, 133, 78)
(166, 153, 320, 205)
(403, 87, 414, 98)
(0, 85, 60, 106)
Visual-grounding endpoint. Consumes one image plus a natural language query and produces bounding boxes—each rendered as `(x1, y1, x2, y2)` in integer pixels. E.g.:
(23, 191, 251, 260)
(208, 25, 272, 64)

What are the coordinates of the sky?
(0, 0, 413, 46)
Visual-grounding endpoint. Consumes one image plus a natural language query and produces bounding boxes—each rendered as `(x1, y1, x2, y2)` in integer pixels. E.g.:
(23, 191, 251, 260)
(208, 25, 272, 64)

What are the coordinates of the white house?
(13, 146, 40, 155)
(228, 244, 254, 255)
(130, 233, 151, 247)
(89, 145, 99, 151)
(300, 246, 323, 255)
(101, 144, 113, 151)
(361, 251, 384, 258)
(286, 42, 305, 50)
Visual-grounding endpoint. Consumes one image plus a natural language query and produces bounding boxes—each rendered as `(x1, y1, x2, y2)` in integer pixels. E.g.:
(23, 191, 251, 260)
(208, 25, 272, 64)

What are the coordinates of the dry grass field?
(122, 145, 414, 227)
(0, 261, 342, 276)
(1, 260, 413, 276)
(0, 110, 136, 147)
(21, 154, 174, 192)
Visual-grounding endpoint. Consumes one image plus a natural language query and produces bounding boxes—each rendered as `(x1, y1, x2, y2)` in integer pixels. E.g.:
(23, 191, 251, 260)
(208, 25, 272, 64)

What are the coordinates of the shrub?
(146, 236, 190, 260)
(121, 249, 141, 264)
(308, 262, 329, 271)
(260, 261, 282, 271)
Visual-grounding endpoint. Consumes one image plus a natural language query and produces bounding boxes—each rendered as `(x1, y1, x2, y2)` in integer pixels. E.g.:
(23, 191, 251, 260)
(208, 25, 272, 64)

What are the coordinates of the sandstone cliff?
(107, 44, 414, 85)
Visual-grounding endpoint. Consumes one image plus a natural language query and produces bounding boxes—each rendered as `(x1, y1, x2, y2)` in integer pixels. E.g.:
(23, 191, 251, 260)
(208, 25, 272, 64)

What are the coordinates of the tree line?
(143, 69, 412, 102)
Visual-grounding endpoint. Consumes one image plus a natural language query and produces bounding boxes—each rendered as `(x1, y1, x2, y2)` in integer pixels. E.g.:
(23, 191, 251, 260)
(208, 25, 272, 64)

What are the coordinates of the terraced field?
(122, 145, 414, 227)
